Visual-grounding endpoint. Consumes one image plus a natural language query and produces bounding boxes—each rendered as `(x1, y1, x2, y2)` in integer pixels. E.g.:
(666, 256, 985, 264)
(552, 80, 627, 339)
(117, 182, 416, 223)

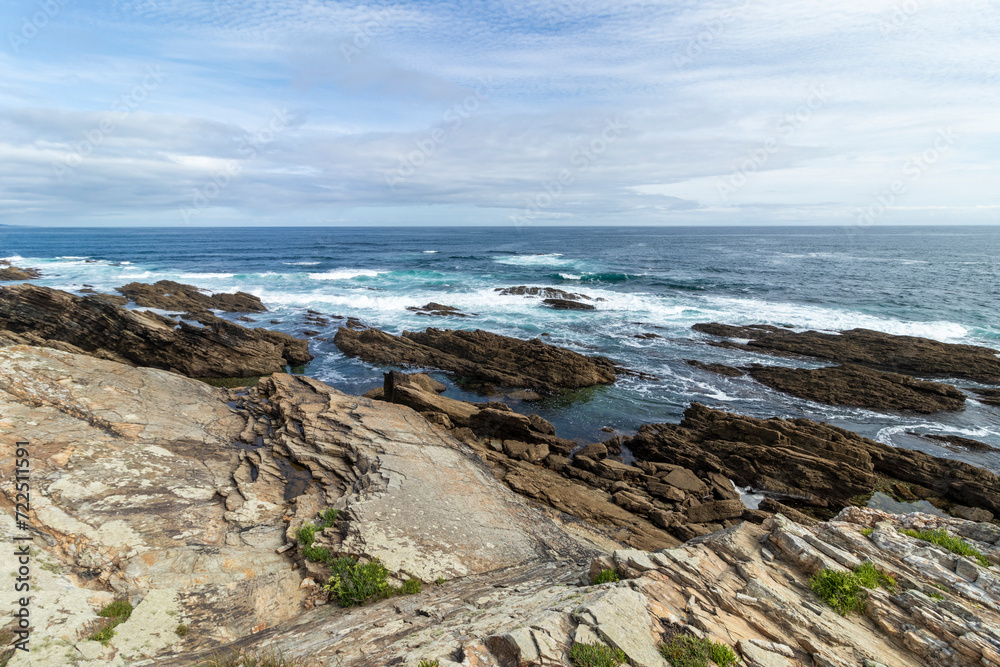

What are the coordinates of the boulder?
(495, 286, 596, 301)
(686, 499, 746, 523)
(334, 326, 617, 394)
(0, 283, 311, 378)
(543, 298, 595, 311)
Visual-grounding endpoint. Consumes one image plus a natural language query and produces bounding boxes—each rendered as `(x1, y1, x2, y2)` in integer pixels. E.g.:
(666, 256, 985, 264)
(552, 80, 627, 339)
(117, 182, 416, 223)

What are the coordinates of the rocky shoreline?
(2, 277, 1000, 665)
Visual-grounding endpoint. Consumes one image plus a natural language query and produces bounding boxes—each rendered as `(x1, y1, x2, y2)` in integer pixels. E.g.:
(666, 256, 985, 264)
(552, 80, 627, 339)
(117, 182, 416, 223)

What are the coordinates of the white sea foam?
(178, 272, 235, 280)
(494, 253, 572, 267)
(283, 261, 321, 266)
(422, 250, 438, 254)
(308, 269, 384, 280)
(556, 273, 582, 280)
(696, 296, 968, 342)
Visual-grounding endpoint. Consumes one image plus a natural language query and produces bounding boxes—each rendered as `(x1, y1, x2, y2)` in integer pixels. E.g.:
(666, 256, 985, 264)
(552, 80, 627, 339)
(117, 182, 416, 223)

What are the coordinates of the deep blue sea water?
(3, 225, 999, 472)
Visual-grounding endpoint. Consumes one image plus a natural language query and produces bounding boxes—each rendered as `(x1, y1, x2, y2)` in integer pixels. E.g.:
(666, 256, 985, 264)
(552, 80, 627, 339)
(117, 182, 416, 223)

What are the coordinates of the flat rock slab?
(334, 326, 617, 393)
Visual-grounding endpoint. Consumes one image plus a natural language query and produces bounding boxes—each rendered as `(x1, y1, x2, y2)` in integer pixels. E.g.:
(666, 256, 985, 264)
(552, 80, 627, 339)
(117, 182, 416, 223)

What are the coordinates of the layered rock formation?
(495, 286, 602, 301)
(0, 284, 311, 378)
(623, 403, 1000, 519)
(689, 360, 968, 413)
(0, 261, 41, 281)
(334, 326, 617, 393)
(406, 302, 473, 317)
(161, 507, 1000, 667)
(117, 279, 266, 315)
(694, 323, 1000, 384)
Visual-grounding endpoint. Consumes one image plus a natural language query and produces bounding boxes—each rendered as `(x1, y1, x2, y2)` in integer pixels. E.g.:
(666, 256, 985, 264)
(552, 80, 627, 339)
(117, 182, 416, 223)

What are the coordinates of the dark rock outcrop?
(0, 261, 41, 281)
(973, 388, 1000, 407)
(117, 280, 266, 315)
(406, 302, 473, 317)
(334, 326, 617, 394)
(495, 286, 598, 301)
(542, 298, 595, 311)
(0, 283, 311, 378)
(685, 359, 745, 377)
(746, 363, 966, 413)
(622, 402, 1000, 517)
(694, 322, 1000, 384)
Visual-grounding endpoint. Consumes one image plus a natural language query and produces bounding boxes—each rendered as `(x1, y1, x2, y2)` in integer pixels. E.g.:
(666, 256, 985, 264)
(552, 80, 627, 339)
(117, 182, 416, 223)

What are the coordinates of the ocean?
(3, 225, 999, 472)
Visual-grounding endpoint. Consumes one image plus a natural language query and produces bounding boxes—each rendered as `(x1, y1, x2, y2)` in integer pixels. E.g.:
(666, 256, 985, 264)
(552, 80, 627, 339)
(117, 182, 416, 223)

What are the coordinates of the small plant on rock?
(323, 557, 391, 607)
(590, 569, 620, 585)
(569, 641, 627, 667)
(401, 578, 422, 595)
(175, 624, 189, 637)
(84, 598, 134, 645)
(899, 528, 990, 567)
(810, 569, 867, 615)
(854, 561, 897, 593)
(861, 527, 874, 537)
(659, 634, 736, 667)
(417, 661, 440, 667)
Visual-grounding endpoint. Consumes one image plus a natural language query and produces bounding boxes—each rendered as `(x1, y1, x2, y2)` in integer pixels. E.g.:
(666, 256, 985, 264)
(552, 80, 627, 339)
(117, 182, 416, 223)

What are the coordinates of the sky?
(0, 0, 998, 227)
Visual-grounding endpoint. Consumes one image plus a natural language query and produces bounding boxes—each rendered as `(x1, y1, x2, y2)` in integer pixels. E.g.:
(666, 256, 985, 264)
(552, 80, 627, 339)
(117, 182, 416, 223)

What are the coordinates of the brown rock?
(685, 359, 745, 377)
(0, 262, 42, 280)
(334, 326, 616, 394)
(661, 468, 708, 495)
(542, 298, 595, 311)
(576, 442, 608, 460)
(694, 322, 1000, 384)
(623, 402, 1000, 518)
(686, 499, 746, 523)
(613, 490, 655, 515)
(406, 302, 473, 317)
(0, 283, 311, 378)
(746, 363, 966, 413)
(117, 280, 266, 314)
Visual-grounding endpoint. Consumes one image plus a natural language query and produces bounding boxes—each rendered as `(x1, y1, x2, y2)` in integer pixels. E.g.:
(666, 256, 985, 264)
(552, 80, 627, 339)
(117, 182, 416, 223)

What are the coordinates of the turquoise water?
(3, 225, 999, 469)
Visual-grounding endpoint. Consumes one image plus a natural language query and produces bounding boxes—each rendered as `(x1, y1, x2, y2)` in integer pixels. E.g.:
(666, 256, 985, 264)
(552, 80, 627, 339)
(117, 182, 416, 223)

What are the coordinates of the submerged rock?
(406, 302, 473, 317)
(495, 285, 597, 301)
(334, 326, 617, 394)
(694, 322, 1000, 384)
(543, 298, 596, 311)
(0, 283, 311, 378)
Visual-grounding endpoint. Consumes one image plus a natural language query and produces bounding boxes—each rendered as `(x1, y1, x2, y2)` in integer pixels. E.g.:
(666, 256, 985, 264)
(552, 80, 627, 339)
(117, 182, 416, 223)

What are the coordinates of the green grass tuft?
(401, 578, 422, 595)
(296, 522, 317, 548)
(899, 528, 990, 567)
(709, 642, 739, 667)
(97, 600, 133, 620)
(658, 634, 737, 667)
(590, 569, 620, 585)
(853, 561, 898, 593)
(323, 557, 391, 607)
(417, 661, 440, 667)
(861, 527, 873, 537)
(569, 641, 628, 667)
(810, 569, 867, 615)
